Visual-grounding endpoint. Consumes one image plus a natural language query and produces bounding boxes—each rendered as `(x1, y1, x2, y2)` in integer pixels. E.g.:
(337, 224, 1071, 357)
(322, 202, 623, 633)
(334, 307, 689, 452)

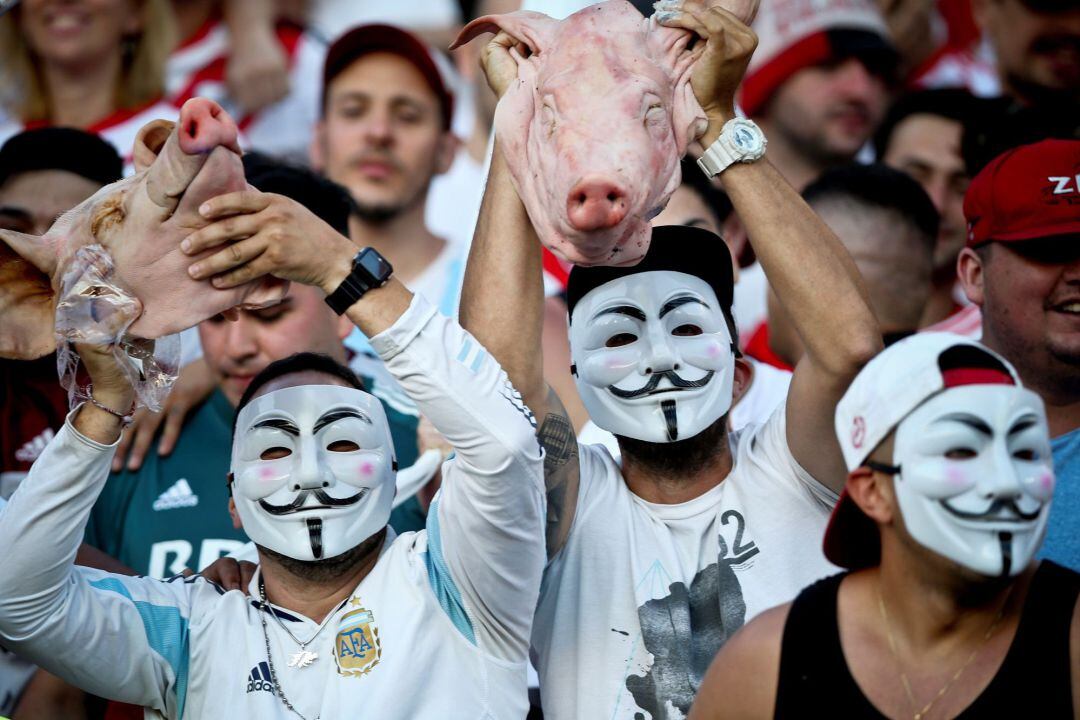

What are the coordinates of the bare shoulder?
(689, 603, 791, 720)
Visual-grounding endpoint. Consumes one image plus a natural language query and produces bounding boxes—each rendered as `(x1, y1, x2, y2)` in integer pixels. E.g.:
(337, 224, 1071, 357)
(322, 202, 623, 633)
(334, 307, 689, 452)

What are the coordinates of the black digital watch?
(324, 247, 394, 315)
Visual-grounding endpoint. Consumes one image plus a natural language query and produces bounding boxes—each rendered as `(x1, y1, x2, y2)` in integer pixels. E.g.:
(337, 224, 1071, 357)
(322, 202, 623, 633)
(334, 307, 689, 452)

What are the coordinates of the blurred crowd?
(0, 0, 1077, 718)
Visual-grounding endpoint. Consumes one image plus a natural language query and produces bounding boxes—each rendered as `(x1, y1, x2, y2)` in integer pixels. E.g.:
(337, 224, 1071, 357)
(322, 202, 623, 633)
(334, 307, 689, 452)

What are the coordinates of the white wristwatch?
(696, 118, 767, 179)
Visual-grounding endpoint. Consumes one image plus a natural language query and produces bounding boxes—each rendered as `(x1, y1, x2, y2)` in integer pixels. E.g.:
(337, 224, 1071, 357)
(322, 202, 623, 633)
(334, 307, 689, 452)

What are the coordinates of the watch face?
(356, 248, 393, 282)
(732, 122, 762, 154)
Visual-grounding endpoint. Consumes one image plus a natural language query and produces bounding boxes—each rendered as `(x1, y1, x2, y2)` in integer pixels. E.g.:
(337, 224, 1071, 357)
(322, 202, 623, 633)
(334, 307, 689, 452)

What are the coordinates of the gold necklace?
(876, 582, 1010, 720)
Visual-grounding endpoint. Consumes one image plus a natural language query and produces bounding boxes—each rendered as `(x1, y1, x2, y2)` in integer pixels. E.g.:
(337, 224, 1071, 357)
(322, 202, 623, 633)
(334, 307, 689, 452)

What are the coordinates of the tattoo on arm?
(537, 390, 581, 560)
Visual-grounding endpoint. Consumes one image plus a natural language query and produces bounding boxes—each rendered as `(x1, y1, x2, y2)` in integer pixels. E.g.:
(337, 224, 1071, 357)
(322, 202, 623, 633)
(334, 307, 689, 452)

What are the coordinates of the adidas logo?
(152, 479, 199, 512)
(246, 661, 275, 695)
(15, 428, 55, 463)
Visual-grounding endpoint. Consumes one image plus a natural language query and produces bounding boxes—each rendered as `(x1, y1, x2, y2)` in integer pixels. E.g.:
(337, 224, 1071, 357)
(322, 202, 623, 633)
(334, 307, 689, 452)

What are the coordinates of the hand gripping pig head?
(0, 98, 287, 363)
(453, 0, 719, 266)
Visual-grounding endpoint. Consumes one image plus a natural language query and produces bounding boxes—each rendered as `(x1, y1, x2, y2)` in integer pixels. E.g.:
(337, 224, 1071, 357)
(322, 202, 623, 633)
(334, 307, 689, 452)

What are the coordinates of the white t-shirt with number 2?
(531, 403, 839, 720)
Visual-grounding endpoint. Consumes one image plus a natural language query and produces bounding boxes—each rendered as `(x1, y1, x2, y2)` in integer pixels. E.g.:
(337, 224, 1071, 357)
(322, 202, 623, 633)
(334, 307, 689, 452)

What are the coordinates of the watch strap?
(325, 267, 372, 315)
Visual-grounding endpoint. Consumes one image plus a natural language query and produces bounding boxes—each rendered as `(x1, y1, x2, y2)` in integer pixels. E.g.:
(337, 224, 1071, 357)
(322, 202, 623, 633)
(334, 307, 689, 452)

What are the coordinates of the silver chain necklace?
(258, 576, 340, 720)
(259, 576, 338, 668)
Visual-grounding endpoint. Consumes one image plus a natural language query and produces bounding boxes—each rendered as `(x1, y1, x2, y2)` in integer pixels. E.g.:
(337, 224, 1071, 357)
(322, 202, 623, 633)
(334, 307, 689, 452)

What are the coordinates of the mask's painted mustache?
(941, 497, 1042, 523)
(608, 369, 714, 399)
(259, 488, 369, 516)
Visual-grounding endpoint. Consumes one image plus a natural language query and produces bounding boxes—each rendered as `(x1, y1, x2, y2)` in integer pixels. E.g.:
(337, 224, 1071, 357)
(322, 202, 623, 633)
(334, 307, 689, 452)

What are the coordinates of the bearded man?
(0, 193, 545, 719)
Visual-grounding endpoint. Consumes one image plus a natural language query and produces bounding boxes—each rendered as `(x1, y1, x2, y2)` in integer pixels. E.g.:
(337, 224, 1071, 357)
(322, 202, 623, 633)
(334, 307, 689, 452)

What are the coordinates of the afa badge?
(334, 598, 381, 677)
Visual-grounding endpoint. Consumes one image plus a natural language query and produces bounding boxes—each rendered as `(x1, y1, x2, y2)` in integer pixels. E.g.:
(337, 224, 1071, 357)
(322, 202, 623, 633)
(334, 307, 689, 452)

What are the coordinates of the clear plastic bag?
(53, 245, 180, 412)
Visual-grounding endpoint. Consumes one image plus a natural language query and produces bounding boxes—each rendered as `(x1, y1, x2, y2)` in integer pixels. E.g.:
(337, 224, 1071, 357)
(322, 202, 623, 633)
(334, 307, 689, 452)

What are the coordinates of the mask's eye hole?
(1013, 448, 1037, 461)
(945, 448, 977, 460)
(327, 440, 360, 453)
(606, 333, 638, 348)
(260, 447, 292, 460)
(672, 324, 702, 337)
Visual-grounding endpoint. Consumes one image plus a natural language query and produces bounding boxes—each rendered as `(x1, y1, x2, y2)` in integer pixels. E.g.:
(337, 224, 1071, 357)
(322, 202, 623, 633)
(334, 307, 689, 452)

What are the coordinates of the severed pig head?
(454, 0, 715, 266)
(0, 98, 287, 363)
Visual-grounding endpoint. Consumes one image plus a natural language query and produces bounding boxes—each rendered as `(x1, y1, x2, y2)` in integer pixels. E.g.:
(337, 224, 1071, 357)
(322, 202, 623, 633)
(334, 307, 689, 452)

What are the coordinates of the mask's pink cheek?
(945, 466, 969, 489)
(259, 466, 277, 482)
(358, 462, 374, 479)
(1038, 471, 1054, 494)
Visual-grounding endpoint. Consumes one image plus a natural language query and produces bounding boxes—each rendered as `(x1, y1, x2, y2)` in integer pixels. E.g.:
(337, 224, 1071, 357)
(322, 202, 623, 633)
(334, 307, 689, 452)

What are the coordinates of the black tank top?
(775, 561, 1079, 719)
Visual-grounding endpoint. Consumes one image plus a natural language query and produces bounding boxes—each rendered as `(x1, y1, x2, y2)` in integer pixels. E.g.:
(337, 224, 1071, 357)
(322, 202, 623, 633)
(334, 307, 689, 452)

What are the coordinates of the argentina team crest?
(334, 598, 381, 677)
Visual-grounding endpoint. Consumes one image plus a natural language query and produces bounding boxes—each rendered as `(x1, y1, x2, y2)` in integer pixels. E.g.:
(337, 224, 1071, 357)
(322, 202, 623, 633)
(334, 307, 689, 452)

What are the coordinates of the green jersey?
(86, 385, 420, 578)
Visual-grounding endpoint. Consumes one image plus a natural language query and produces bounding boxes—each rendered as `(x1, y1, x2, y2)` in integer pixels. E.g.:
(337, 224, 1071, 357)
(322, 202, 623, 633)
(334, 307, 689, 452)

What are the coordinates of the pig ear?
(646, 21, 708, 155)
(0, 230, 58, 359)
(450, 11, 558, 56)
(132, 119, 175, 173)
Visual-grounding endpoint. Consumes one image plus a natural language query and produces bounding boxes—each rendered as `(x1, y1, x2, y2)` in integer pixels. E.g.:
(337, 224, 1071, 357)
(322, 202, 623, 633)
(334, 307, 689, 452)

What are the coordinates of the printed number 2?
(717, 510, 760, 563)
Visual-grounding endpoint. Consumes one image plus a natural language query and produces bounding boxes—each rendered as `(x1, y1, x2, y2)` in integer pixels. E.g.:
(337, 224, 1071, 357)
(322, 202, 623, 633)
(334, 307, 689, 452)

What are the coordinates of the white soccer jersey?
(533, 404, 839, 720)
(0, 297, 545, 720)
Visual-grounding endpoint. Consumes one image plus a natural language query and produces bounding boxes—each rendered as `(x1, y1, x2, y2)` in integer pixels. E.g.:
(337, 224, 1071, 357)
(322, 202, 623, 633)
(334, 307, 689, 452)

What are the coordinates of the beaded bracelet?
(86, 385, 134, 427)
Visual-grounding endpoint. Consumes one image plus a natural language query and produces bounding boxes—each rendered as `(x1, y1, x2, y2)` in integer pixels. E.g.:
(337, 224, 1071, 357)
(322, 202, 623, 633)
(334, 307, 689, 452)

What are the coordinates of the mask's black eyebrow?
(314, 409, 369, 433)
(596, 305, 647, 322)
(935, 413, 993, 436)
(1008, 416, 1039, 437)
(660, 296, 708, 318)
(253, 418, 300, 435)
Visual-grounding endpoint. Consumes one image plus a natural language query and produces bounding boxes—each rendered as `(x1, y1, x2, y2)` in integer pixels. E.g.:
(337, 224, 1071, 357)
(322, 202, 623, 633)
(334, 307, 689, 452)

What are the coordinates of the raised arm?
(184, 191, 547, 661)
(370, 296, 546, 662)
(0, 346, 191, 714)
(457, 33, 584, 558)
(661, 3, 882, 493)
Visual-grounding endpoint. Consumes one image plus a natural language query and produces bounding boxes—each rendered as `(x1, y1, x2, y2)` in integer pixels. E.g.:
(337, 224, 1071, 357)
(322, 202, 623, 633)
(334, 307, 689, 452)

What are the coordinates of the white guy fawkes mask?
(230, 385, 397, 561)
(569, 270, 736, 443)
(892, 384, 1055, 578)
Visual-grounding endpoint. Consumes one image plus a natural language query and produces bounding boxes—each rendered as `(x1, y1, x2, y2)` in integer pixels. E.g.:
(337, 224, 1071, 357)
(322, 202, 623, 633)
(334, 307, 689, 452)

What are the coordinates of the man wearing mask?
(0, 187, 545, 717)
(461, 3, 881, 717)
(86, 156, 424, 580)
(957, 139, 1080, 570)
(691, 333, 1079, 718)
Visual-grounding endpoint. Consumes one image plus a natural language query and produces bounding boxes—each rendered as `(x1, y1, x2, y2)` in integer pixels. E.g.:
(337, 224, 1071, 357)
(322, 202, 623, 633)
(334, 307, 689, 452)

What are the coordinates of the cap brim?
(823, 488, 881, 569)
(980, 221, 1080, 245)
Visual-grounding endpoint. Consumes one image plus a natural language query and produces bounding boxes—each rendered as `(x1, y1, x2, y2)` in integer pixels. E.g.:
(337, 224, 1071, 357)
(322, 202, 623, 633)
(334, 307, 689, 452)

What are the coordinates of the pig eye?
(541, 104, 557, 136)
(644, 103, 666, 128)
(261, 447, 292, 460)
(606, 333, 638, 348)
(327, 440, 361, 453)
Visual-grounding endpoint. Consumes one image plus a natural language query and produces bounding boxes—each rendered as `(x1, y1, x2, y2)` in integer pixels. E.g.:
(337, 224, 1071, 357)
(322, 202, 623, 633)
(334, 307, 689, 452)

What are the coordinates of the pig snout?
(566, 177, 629, 232)
(177, 98, 240, 155)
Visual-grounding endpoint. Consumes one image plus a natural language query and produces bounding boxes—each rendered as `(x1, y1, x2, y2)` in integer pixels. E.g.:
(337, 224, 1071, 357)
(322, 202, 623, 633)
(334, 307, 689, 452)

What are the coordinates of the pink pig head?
(454, 0, 709, 266)
(0, 98, 287, 360)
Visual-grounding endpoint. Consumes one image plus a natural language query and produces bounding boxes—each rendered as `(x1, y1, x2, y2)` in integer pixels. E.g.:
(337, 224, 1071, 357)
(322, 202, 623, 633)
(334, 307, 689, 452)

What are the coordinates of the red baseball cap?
(322, 24, 455, 130)
(964, 138, 1080, 247)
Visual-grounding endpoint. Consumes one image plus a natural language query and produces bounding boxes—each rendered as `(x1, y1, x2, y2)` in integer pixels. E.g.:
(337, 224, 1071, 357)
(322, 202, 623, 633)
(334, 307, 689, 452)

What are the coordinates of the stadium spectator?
(0, 124, 124, 720)
(0, 128, 121, 493)
(691, 333, 1079, 719)
(0, 0, 177, 166)
(876, 88, 982, 326)
(741, 0, 898, 191)
(312, 24, 466, 350)
(972, 0, 1080, 108)
(461, 7, 880, 716)
(0, 189, 546, 716)
(86, 156, 422, 579)
(768, 164, 938, 366)
(167, 0, 326, 163)
(578, 158, 794, 454)
(957, 138, 1080, 570)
